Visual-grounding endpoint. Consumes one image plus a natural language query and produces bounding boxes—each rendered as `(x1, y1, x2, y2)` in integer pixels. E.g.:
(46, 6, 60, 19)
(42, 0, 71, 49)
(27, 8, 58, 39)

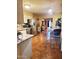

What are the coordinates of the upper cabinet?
(17, 0, 24, 24)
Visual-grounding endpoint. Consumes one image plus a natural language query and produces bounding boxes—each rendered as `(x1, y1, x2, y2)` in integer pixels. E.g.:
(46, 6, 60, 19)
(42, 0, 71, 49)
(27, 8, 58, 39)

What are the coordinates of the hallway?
(32, 30, 62, 59)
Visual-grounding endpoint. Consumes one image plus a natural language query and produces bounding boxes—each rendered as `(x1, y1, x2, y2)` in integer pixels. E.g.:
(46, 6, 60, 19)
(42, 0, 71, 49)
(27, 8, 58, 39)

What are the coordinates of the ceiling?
(23, 0, 62, 15)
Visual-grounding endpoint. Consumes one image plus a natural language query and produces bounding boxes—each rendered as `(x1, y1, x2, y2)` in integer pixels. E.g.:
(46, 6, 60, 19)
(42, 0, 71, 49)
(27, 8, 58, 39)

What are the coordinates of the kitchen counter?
(17, 30, 34, 59)
(17, 34, 33, 44)
(17, 30, 34, 44)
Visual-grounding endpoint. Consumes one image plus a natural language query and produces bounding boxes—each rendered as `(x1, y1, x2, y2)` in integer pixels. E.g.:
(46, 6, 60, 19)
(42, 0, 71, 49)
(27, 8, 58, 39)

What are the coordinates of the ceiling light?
(48, 9, 53, 15)
(48, 9, 52, 13)
(25, 4, 31, 9)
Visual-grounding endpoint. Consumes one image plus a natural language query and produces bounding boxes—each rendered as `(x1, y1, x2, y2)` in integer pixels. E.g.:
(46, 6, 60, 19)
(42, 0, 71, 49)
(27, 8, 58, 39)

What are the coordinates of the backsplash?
(17, 24, 24, 31)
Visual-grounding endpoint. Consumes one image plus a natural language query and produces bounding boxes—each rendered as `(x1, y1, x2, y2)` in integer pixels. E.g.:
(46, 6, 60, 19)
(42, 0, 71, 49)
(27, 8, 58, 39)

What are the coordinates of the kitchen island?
(17, 30, 34, 59)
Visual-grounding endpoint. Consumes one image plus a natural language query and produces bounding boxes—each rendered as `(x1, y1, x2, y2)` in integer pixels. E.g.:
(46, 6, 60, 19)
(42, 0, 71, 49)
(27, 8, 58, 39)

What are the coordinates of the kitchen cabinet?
(17, 38, 32, 59)
(17, 30, 33, 59)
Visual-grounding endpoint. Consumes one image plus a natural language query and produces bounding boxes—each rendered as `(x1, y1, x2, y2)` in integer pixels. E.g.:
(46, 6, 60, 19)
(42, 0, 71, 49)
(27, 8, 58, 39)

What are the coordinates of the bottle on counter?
(17, 32, 23, 41)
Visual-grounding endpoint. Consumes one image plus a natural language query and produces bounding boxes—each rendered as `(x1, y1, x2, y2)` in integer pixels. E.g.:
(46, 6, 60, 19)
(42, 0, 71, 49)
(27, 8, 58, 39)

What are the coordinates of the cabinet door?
(17, 38, 32, 59)
(17, 43, 22, 59)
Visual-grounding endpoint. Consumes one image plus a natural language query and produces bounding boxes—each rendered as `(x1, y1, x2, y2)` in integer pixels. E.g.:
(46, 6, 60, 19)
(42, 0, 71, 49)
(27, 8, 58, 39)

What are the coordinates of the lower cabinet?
(17, 38, 32, 59)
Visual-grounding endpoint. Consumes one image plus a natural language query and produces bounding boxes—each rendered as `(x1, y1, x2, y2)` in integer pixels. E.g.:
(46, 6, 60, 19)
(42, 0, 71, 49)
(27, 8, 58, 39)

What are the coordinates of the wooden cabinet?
(17, 0, 24, 24)
(17, 38, 32, 59)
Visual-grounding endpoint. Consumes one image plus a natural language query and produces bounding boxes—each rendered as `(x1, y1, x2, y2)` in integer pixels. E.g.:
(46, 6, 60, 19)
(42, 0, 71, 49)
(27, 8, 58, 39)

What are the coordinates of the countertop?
(17, 30, 34, 44)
